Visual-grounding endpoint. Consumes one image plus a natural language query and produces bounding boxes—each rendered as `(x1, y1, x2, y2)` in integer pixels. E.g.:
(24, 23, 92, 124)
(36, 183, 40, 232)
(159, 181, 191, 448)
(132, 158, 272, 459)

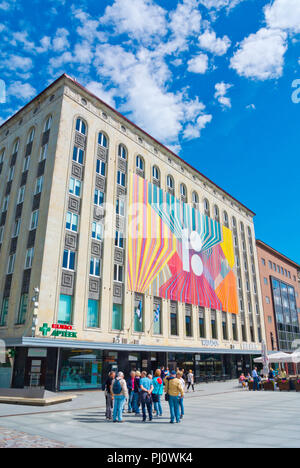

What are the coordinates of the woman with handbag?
(152, 369, 164, 417)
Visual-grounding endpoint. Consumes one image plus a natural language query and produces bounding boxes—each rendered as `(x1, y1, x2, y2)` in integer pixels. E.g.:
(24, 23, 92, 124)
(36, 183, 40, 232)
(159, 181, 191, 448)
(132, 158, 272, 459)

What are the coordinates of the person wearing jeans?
(132, 371, 141, 414)
(177, 371, 185, 419)
(164, 371, 184, 424)
(126, 371, 135, 413)
(252, 367, 260, 392)
(139, 371, 154, 422)
(112, 371, 128, 423)
(152, 369, 164, 417)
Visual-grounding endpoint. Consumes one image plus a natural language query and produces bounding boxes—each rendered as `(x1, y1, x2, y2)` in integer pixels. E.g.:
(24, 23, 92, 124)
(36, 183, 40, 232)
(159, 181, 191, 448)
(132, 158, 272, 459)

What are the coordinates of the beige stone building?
(0, 74, 265, 390)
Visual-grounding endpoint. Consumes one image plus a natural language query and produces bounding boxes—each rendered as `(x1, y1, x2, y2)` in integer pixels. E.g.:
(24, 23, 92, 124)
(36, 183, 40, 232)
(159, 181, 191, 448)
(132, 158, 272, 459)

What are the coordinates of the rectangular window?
(211, 310, 217, 339)
(115, 231, 124, 249)
(96, 159, 106, 176)
(7, 254, 15, 274)
(112, 303, 123, 331)
(153, 299, 162, 335)
(25, 248, 34, 269)
(199, 307, 205, 338)
(17, 293, 28, 325)
(58, 294, 72, 325)
(62, 249, 75, 270)
(69, 178, 81, 197)
(92, 222, 103, 241)
(29, 210, 39, 231)
(222, 312, 228, 340)
(116, 199, 125, 217)
(17, 186, 25, 204)
(232, 315, 238, 341)
(87, 299, 99, 328)
(0, 226, 4, 243)
(73, 146, 84, 165)
(66, 212, 78, 232)
(0, 149, 4, 164)
(23, 156, 30, 172)
(170, 302, 178, 336)
(2, 195, 9, 212)
(35, 176, 44, 195)
(94, 189, 104, 206)
(40, 143, 48, 161)
(0, 298, 9, 327)
(7, 166, 14, 182)
(114, 264, 123, 283)
(12, 219, 21, 238)
(90, 257, 101, 277)
(117, 171, 126, 187)
(185, 306, 192, 337)
(134, 297, 144, 333)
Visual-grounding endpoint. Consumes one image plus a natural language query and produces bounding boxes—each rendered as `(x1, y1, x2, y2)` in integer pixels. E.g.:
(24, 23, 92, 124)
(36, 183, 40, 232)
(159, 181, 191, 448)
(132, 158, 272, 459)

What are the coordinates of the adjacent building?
(0, 74, 265, 391)
(256, 240, 300, 353)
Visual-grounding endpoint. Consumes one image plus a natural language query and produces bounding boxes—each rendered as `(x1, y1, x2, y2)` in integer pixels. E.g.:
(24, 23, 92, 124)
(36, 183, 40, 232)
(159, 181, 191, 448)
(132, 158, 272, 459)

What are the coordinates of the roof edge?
(256, 239, 300, 269)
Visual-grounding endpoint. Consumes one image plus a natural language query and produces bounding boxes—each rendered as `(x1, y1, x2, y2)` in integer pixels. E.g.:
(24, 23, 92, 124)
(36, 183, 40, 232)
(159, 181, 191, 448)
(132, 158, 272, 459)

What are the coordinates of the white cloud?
(73, 41, 94, 64)
(86, 81, 117, 107)
(198, 29, 231, 55)
(1, 55, 33, 71)
(8, 81, 36, 100)
(230, 28, 287, 80)
(101, 0, 167, 43)
(167, 0, 202, 53)
(214, 82, 233, 108)
(0, 1, 11, 10)
(73, 8, 107, 43)
(264, 0, 300, 34)
(187, 53, 209, 73)
(183, 114, 212, 140)
(0, 24, 5, 33)
(36, 36, 51, 54)
(246, 103, 256, 110)
(52, 28, 70, 52)
(199, 0, 245, 10)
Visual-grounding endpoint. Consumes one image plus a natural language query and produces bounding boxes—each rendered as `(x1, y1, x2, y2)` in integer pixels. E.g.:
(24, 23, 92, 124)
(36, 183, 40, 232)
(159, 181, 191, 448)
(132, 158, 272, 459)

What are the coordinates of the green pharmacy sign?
(39, 323, 77, 338)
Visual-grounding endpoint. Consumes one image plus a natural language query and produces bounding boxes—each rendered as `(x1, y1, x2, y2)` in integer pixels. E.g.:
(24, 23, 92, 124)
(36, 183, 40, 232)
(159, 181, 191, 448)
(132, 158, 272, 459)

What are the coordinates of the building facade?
(0, 75, 265, 391)
(256, 240, 300, 354)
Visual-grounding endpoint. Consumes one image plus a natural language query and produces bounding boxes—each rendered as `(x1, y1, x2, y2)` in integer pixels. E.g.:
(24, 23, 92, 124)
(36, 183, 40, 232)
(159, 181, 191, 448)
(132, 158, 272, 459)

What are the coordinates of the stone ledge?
(0, 395, 76, 406)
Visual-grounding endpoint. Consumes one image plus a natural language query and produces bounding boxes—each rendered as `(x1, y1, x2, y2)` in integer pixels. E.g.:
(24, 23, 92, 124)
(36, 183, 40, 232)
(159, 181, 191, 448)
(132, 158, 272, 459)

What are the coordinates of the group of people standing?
(105, 367, 195, 424)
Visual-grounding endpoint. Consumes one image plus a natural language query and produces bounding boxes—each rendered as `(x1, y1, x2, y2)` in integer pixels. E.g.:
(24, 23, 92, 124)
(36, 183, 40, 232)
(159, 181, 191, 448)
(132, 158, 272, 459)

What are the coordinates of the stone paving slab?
(0, 426, 76, 448)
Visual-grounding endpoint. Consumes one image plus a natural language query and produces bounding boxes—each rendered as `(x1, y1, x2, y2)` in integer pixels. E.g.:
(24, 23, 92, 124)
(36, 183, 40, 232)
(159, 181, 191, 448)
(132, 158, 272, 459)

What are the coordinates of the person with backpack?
(111, 371, 128, 423)
(164, 370, 184, 424)
(104, 370, 115, 420)
(152, 369, 164, 417)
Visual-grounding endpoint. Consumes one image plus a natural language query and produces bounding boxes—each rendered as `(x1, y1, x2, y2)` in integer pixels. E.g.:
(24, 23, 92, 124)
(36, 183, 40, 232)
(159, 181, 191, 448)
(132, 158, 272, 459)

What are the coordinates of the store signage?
(201, 339, 219, 347)
(242, 343, 259, 351)
(28, 348, 47, 358)
(39, 323, 77, 338)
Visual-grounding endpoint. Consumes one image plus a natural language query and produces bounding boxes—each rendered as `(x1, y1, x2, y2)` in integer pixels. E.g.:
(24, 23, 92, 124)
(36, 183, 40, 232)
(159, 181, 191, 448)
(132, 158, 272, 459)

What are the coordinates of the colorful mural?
(127, 173, 239, 314)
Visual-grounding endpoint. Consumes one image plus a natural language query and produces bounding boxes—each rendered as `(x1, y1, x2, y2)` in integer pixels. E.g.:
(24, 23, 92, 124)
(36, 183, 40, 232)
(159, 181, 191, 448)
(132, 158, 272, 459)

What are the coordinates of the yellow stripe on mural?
(220, 226, 235, 269)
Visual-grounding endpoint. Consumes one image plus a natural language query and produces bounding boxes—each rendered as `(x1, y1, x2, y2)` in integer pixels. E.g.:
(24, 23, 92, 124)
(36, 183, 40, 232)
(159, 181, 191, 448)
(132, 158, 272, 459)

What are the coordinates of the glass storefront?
(0, 350, 13, 388)
(59, 349, 103, 390)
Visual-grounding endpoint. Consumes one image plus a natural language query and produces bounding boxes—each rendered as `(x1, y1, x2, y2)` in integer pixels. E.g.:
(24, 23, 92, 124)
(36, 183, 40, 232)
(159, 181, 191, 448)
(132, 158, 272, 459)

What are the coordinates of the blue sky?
(0, 0, 300, 263)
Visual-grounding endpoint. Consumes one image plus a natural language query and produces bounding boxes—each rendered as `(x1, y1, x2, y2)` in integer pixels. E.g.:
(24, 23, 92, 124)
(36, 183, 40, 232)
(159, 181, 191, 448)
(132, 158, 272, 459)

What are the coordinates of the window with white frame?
(114, 264, 123, 283)
(98, 132, 108, 147)
(66, 212, 78, 232)
(44, 116, 52, 132)
(0, 226, 4, 243)
(12, 139, 19, 154)
(69, 178, 81, 197)
(116, 198, 125, 217)
(25, 248, 34, 269)
(180, 183, 187, 197)
(62, 249, 75, 270)
(94, 189, 104, 206)
(75, 118, 86, 135)
(7, 166, 14, 182)
(192, 191, 199, 204)
(39, 143, 48, 161)
(30, 210, 39, 231)
(7, 254, 16, 274)
(17, 186, 25, 204)
(96, 159, 106, 176)
(115, 231, 124, 248)
(27, 128, 35, 144)
(118, 144, 127, 159)
(23, 156, 30, 172)
(117, 170, 126, 187)
(152, 166, 160, 180)
(92, 222, 103, 240)
(90, 257, 101, 277)
(167, 175, 174, 189)
(12, 219, 21, 238)
(72, 146, 84, 165)
(35, 176, 44, 195)
(2, 195, 9, 212)
(136, 155, 144, 171)
(204, 199, 210, 216)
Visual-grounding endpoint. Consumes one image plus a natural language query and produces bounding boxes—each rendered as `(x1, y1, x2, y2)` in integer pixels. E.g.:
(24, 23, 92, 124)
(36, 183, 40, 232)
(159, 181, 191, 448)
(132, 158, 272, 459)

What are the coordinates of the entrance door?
(25, 358, 46, 387)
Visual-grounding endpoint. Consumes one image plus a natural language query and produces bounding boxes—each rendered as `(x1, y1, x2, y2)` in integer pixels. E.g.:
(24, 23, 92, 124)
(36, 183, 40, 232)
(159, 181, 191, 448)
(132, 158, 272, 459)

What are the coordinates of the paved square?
(0, 382, 299, 448)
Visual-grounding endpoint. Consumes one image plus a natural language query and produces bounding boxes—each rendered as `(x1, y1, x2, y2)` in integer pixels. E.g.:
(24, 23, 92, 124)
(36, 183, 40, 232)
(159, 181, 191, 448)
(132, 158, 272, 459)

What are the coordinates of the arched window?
(118, 144, 127, 159)
(27, 128, 35, 144)
(136, 155, 144, 171)
(214, 205, 220, 222)
(44, 115, 52, 133)
(152, 165, 160, 181)
(204, 198, 210, 216)
(240, 222, 244, 233)
(223, 211, 229, 227)
(180, 183, 187, 198)
(167, 175, 174, 189)
(75, 118, 86, 135)
(232, 217, 237, 229)
(98, 132, 108, 148)
(192, 191, 199, 204)
(12, 139, 20, 154)
(0, 148, 5, 163)
(247, 226, 252, 238)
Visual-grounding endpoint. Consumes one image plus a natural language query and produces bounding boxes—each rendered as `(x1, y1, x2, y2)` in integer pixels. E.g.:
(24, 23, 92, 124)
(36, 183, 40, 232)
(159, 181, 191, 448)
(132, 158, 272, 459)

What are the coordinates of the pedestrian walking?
(132, 370, 141, 415)
(164, 370, 184, 424)
(140, 371, 154, 422)
(187, 369, 195, 392)
(126, 371, 135, 413)
(252, 367, 260, 391)
(112, 371, 128, 423)
(105, 371, 115, 420)
(177, 371, 185, 419)
(152, 369, 164, 417)
(161, 367, 166, 380)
